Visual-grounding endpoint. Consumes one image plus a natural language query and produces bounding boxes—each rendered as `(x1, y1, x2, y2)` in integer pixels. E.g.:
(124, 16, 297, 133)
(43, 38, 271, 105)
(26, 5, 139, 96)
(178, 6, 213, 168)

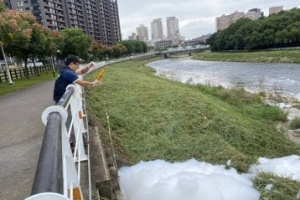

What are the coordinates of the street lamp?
(56, 50, 61, 66)
(51, 50, 61, 77)
(0, 42, 13, 84)
(50, 55, 56, 77)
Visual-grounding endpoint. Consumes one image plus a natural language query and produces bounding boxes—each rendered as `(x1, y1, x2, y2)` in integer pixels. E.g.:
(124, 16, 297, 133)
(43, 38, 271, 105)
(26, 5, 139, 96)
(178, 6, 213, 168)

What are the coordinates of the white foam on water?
(249, 155, 300, 181)
(119, 155, 300, 200)
(119, 159, 260, 200)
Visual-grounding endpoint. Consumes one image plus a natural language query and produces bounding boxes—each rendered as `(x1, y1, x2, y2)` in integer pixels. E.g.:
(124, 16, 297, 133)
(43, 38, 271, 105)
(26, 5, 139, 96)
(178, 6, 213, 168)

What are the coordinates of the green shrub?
(254, 105, 288, 122)
(196, 85, 262, 105)
(290, 117, 300, 129)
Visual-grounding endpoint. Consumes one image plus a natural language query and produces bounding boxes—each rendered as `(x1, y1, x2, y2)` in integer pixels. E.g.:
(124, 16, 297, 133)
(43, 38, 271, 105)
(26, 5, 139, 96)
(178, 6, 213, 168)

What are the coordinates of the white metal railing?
(26, 83, 90, 200)
(25, 55, 157, 200)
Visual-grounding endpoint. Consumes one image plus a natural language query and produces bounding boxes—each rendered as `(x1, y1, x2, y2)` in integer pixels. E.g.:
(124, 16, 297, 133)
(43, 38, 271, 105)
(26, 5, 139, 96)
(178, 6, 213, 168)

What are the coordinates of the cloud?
(180, 18, 216, 39)
(118, 0, 299, 40)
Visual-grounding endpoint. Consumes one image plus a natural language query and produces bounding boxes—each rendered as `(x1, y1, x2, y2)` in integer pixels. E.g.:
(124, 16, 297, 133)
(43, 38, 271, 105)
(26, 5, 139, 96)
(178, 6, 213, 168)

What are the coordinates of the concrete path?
(0, 81, 55, 200)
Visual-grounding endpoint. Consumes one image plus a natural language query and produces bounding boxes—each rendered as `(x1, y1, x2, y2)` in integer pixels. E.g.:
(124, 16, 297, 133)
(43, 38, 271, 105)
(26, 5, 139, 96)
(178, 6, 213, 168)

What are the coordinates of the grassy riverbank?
(86, 58, 300, 199)
(193, 50, 300, 63)
(0, 73, 56, 97)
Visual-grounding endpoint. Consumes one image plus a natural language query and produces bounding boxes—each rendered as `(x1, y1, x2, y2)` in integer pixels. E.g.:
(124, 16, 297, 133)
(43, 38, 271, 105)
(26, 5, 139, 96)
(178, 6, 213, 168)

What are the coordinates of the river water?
(147, 58, 300, 100)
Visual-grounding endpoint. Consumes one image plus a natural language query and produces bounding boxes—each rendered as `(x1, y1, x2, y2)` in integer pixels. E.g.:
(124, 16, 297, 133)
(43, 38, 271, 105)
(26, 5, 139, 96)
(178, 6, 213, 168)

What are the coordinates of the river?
(147, 58, 300, 100)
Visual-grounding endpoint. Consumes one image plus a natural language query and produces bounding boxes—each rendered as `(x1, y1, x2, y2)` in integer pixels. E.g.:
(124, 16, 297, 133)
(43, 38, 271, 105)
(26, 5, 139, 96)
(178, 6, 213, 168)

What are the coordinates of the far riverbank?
(193, 50, 300, 63)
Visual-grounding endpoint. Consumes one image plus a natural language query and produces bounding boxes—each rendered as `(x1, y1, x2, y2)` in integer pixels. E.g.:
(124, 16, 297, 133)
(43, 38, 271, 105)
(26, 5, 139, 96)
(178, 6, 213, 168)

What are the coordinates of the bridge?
(158, 45, 210, 58)
(164, 45, 209, 53)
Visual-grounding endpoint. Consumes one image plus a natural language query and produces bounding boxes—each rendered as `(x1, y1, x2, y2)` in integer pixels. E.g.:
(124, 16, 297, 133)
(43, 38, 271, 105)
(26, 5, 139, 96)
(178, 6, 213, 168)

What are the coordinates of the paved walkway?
(0, 80, 55, 200)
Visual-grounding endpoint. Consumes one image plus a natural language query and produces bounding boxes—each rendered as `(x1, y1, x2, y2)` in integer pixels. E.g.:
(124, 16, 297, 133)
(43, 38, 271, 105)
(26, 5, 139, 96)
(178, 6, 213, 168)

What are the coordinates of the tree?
(119, 40, 134, 55)
(60, 29, 93, 60)
(209, 8, 300, 51)
(110, 43, 126, 58)
(89, 41, 109, 61)
(0, 0, 5, 12)
(118, 40, 147, 55)
(0, 10, 39, 78)
(28, 23, 54, 76)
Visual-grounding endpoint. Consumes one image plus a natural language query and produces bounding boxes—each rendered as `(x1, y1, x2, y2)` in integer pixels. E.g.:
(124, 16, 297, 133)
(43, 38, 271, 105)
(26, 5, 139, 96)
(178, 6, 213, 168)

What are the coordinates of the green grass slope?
(86, 59, 300, 173)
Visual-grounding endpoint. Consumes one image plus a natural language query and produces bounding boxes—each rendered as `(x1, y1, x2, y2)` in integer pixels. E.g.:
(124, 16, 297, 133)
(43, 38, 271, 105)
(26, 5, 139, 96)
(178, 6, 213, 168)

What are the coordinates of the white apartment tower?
(136, 24, 149, 41)
(166, 16, 181, 45)
(151, 18, 163, 41)
(166, 17, 180, 38)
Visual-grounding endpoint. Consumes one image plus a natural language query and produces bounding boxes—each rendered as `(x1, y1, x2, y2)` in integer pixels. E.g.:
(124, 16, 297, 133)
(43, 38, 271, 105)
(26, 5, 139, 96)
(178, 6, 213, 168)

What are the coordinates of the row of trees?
(0, 0, 147, 78)
(208, 8, 300, 51)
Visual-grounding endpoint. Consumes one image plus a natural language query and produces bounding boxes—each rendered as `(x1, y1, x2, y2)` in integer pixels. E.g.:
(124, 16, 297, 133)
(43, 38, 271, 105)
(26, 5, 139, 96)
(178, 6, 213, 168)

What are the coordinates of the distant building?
(216, 11, 244, 31)
(166, 17, 180, 38)
(128, 33, 139, 41)
(269, 6, 284, 15)
(247, 8, 264, 20)
(155, 40, 172, 51)
(216, 8, 263, 31)
(136, 24, 149, 42)
(5, 0, 121, 45)
(151, 18, 164, 41)
(166, 16, 181, 45)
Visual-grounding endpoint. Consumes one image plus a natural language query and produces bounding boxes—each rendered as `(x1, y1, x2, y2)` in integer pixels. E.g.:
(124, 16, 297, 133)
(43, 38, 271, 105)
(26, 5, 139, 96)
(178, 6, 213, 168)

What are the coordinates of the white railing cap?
(25, 192, 69, 200)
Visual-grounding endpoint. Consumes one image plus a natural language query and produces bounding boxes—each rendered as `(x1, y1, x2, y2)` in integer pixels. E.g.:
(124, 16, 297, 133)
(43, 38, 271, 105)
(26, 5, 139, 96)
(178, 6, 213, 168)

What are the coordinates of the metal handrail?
(31, 112, 63, 195)
(30, 87, 75, 195)
(57, 87, 75, 108)
(25, 57, 156, 200)
(26, 84, 88, 200)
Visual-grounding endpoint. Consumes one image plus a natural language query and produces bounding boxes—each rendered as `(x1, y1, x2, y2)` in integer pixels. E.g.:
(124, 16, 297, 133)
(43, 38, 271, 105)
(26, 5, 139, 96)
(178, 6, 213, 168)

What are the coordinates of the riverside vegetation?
(86, 58, 300, 199)
(208, 8, 300, 51)
(193, 50, 300, 63)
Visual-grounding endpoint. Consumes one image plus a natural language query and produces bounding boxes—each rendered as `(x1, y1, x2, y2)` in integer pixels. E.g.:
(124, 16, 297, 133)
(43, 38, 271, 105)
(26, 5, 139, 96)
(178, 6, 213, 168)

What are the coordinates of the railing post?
(68, 84, 88, 162)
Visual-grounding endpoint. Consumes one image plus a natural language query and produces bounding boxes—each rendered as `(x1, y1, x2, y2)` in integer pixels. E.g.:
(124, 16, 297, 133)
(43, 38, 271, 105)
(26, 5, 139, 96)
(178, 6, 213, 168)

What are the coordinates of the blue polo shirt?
(53, 66, 79, 103)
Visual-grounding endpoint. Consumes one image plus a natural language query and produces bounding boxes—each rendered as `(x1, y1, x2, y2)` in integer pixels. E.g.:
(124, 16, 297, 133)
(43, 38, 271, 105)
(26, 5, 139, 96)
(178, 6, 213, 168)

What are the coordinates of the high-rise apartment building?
(136, 24, 149, 41)
(5, 0, 121, 45)
(166, 17, 179, 38)
(150, 18, 163, 41)
(216, 8, 263, 31)
(269, 6, 283, 15)
(166, 17, 181, 45)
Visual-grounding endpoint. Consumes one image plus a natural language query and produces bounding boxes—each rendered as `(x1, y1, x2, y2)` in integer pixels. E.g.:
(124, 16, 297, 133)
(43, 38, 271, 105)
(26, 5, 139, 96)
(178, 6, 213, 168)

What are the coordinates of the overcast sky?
(118, 0, 299, 40)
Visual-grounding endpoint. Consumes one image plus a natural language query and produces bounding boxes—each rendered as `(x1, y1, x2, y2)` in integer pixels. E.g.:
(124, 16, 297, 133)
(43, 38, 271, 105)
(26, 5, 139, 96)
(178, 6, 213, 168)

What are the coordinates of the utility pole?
(0, 43, 13, 84)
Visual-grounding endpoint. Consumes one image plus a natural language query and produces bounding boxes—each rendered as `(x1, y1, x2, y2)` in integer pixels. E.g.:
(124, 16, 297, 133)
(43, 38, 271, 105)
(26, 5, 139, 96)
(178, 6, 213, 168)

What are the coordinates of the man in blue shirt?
(53, 55, 101, 103)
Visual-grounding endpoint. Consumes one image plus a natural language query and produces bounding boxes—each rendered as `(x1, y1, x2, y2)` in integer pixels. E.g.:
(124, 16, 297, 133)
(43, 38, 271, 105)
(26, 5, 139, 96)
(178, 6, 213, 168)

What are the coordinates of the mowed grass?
(86, 58, 300, 198)
(86, 58, 299, 169)
(254, 173, 300, 200)
(0, 73, 56, 96)
(193, 50, 300, 63)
